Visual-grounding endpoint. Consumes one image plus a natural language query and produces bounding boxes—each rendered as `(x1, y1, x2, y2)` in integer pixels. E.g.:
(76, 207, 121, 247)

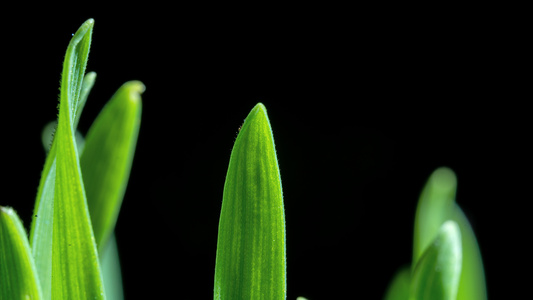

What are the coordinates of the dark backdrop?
(2, 7, 524, 299)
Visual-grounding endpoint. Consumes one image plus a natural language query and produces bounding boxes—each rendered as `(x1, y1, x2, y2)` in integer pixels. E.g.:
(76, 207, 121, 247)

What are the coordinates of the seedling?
(384, 167, 487, 300)
(0, 19, 142, 300)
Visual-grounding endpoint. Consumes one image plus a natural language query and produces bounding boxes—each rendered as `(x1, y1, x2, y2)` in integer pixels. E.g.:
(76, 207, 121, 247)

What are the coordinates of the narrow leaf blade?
(81, 81, 143, 250)
(31, 74, 90, 297)
(413, 167, 457, 265)
(450, 205, 487, 300)
(410, 221, 462, 300)
(51, 18, 105, 300)
(214, 103, 286, 299)
(0, 207, 43, 300)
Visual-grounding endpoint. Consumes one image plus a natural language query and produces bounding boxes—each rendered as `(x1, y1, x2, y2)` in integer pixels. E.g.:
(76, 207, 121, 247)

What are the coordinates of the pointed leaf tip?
(82, 80, 143, 251)
(215, 102, 286, 299)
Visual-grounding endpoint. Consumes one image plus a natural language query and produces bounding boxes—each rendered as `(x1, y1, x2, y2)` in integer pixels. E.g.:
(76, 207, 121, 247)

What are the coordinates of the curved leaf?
(410, 221, 462, 300)
(29, 18, 105, 300)
(450, 205, 487, 300)
(214, 103, 286, 299)
(413, 167, 457, 265)
(0, 207, 43, 300)
(81, 80, 143, 251)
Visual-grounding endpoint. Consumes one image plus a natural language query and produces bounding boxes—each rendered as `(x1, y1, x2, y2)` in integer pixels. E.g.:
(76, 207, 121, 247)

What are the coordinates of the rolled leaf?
(214, 103, 286, 299)
(81, 80, 143, 251)
(29, 18, 105, 300)
(410, 221, 462, 300)
(450, 204, 487, 300)
(30, 34, 97, 300)
(0, 206, 43, 300)
(412, 167, 457, 265)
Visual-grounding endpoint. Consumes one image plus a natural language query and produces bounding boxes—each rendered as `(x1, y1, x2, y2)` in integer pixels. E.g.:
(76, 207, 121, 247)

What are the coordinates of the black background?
(2, 7, 526, 299)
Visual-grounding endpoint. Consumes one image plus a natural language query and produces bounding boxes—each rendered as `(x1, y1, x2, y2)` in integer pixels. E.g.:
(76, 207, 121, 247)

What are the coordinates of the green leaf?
(0, 207, 43, 300)
(74, 71, 96, 130)
(41, 72, 95, 155)
(29, 18, 105, 300)
(410, 221, 462, 300)
(450, 205, 487, 300)
(412, 167, 457, 266)
(100, 234, 124, 300)
(214, 103, 286, 299)
(383, 266, 410, 300)
(81, 80, 143, 250)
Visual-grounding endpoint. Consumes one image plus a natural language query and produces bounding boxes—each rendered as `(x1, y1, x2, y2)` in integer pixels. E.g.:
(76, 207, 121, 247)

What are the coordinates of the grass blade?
(29, 148, 56, 299)
(214, 103, 286, 299)
(450, 204, 487, 300)
(41, 72, 95, 155)
(31, 72, 93, 298)
(51, 18, 105, 300)
(74, 71, 96, 130)
(410, 221, 462, 300)
(29, 18, 105, 300)
(383, 266, 410, 300)
(81, 80, 143, 250)
(412, 167, 457, 265)
(0, 207, 43, 300)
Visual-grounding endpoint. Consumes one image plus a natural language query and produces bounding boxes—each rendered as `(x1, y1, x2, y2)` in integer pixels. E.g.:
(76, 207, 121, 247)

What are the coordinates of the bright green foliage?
(80, 79, 143, 300)
(384, 167, 487, 300)
(30, 19, 100, 300)
(450, 205, 487, 300)
(413, 167, 457, 265)
(0, 207, 43, 300)
(1, 17, 140, 300)
(50, 18, 105, 300)
(81, 80, 143, 251)
(410, 221, 462, 300)
(214, 103, 286, 299)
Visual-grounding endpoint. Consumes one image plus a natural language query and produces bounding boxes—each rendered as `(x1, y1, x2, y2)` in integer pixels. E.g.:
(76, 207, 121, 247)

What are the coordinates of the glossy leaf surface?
(450, 204, 487, 300)
(413, 167, 457, 265)
(410, 221, 462, 300)
(0, 207, 43, 300)
(214, 103, 286, 299)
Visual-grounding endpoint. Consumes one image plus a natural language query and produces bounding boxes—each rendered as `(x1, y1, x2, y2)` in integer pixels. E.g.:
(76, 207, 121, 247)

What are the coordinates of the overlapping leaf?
(29, 18, 105, 300)
(81, 80, 143, 251)
(412, 167, 457, 265)
(410, 221, 462, 300)
(0, 207, 43, 300)
(80, 80, 143, 300)
(214, 103, 286, 299)
(384, 167, 487, 300)
(450, 204, 487, 300)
